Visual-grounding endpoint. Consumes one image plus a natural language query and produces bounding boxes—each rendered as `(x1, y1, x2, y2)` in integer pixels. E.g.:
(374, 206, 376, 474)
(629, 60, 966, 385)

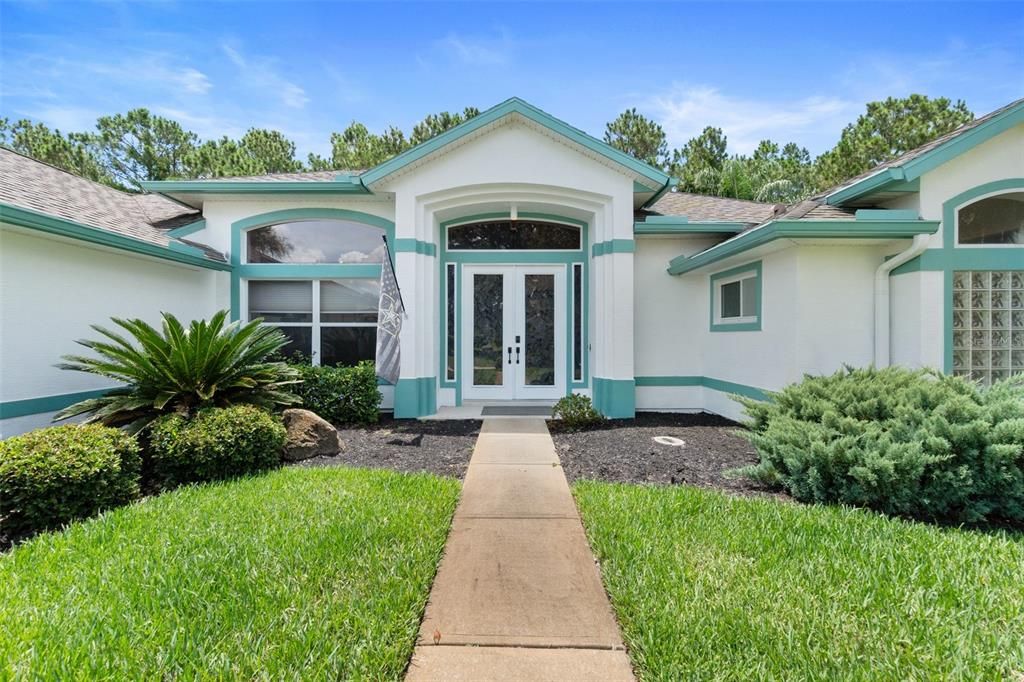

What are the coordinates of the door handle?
(507, 346, 512, 364)
(515, 346, 520, 364)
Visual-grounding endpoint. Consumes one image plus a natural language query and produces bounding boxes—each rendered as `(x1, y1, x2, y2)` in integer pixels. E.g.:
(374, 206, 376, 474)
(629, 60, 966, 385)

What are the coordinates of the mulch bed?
(549, 412, 784, 498)
(292, 417, 481, 479)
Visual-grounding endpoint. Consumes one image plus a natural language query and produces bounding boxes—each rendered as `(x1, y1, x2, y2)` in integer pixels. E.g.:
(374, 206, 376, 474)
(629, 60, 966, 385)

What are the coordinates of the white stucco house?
(1, 96, 1022, 436)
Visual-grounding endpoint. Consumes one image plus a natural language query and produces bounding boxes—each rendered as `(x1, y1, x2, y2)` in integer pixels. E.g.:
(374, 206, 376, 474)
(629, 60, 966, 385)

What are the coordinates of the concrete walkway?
(405, 418, 634, 682)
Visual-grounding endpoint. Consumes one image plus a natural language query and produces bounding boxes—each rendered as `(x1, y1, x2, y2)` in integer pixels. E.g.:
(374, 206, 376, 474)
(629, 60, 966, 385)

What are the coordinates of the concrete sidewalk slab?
(405, 646, 634, 682)
(417, 517, 622, 648)
(457, 464, 578, 519)
(407, 417, 634, 680)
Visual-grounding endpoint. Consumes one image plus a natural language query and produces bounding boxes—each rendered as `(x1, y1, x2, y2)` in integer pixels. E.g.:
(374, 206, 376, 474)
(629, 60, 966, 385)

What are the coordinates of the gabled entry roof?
(142, 97, 675, 207)
(359, 97, 673, 192)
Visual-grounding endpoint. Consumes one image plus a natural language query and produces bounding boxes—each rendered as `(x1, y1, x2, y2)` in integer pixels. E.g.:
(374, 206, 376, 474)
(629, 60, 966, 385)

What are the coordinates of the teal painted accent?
(0, 388, 115, 419)
(167, 218, 206, 238)
(438, 213, 590, 403)
(825, 100, 1024, 206)
(634, 375, 768, 401)
(0, 203, 231, 271)
(634, 219, 746, 235)
(709, 260, 763, 332)
(592, 378, 635, 418)
(393, 238, 437, 256)
(633, 180, 654, 193)
(236, 264, 382, 279)
(141, 176, 368, 196)
(360, 97, 670, 189)
(393, 377, 437, 418)
(891, 247, 1024, 274)
(229, 207, 395, 321)
(854, 209, 919, 221)
(639, 177, 679, 210)
(591, 239, 635, 257)
(667, 218, 939, 275)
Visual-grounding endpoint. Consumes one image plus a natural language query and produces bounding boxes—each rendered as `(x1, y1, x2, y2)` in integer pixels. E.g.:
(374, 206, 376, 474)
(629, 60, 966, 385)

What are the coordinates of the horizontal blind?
(248, 281, 312, 313)
(321, 280, 380, 313)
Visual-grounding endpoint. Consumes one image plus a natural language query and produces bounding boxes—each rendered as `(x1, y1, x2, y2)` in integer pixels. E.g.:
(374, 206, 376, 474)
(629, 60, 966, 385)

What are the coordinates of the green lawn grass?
(0, 466, 460, 680)
(574, 482, 1024, 681)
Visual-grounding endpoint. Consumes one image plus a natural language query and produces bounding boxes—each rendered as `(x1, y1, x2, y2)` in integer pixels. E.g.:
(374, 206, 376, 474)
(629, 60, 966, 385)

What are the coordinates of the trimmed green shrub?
(148, 405, 286, 488)
(737, 366, 1024, 524)
(0, 424, 141, 539)
(552, 393, 604, 430)
(291, 360, 382, 425)
(56, 310, 300, 434)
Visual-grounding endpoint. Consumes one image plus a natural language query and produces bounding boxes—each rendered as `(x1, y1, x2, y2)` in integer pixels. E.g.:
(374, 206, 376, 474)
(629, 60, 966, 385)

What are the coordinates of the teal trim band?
(361, 97, 669, 189)
(443, 251, 582, 265)
(891, 247, 1024, 275)
(0, 204, 231, 272)
(825, 100, 1024, 206)
(141, 176, 368, 196)
(634, 376, 768, 401)
(667, 219, 939, 275)
(230, 207, 395, 320)
(393, 377, 437, 418)
(709, 260, 762, 332)
(393, 238, 437, 256)
(0, 388, 115, 420)
(854, 209, 919, 221)
(634, 218, 746, 235)
(394, 239, 434, 256)
(591, 239, 635, 257)
(592, 377, 635, 418)
(167, 218, 206, 238)
(236, 264, 382, 279)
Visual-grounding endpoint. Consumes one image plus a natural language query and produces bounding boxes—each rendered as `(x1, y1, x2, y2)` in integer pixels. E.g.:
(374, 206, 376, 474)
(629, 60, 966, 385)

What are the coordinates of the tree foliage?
(1, 94, 980, 204)
(604, 108, 668, 167)
(815, 94, 974, 189)
(0, 118, 109, 183)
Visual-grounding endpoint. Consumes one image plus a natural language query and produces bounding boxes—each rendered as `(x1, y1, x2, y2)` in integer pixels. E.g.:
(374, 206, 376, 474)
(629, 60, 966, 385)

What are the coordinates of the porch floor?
(423, 401, 555, 420)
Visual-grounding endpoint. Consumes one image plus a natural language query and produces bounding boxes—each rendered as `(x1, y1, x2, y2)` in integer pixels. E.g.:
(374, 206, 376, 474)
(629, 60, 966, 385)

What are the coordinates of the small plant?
(0, 424, 141, 539)
(147, 405, 286, 488)
(552, 393, 604, 430)
(736, 366, 1024, 524)
(290, 360, 382, 425)
(55, 310, 301, 433)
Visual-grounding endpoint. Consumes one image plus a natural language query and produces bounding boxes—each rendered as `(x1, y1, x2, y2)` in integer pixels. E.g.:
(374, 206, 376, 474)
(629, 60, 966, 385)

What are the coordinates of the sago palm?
(55, 310, 301, 433)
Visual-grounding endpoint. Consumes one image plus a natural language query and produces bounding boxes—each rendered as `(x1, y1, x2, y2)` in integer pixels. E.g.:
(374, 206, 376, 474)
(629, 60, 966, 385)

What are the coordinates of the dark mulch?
(292, 417, 481, 479)
(549, 411, 784, 498)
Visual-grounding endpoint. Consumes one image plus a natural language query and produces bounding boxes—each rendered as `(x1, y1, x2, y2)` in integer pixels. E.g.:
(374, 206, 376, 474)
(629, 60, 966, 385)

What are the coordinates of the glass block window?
(952, 271, 1024, 385)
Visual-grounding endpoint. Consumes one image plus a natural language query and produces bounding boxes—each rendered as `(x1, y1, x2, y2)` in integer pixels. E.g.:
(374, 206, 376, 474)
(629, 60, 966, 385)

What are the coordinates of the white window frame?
(714, 271, 758, 325)
(246, 279, 378, 367)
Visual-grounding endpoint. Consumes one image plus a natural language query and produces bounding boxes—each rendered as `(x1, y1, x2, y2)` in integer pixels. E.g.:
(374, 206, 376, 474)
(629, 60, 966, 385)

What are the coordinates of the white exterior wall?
(0, 227, 228, 436)
(889, 122, 1024, 368)
(378, 119, 638, 399)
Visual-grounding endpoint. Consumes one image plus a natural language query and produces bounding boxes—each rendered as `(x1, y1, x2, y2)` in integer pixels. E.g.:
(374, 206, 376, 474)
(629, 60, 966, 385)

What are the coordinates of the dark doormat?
(480, 405, 553, 417)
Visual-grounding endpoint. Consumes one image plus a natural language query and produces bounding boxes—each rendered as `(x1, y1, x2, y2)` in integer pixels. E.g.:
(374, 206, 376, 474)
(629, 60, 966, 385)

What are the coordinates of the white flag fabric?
(375, 242, 404, 384)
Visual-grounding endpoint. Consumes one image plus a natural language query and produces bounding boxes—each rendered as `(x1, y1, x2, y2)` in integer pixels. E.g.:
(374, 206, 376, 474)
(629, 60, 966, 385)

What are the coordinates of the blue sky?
(2, 1, 1022, 161)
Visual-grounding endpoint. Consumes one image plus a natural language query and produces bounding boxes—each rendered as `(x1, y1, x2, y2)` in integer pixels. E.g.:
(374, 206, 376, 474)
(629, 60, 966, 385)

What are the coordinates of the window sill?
(710, 318, 762, 332)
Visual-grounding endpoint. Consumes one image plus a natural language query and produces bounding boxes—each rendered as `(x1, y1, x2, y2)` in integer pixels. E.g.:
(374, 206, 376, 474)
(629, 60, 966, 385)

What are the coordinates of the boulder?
(281, 409, 344, 461)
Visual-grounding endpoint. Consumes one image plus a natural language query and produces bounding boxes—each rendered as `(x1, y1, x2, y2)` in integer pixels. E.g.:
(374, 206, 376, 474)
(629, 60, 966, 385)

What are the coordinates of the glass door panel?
(472, 273, 504, 386)
(523, 274, 556, 386)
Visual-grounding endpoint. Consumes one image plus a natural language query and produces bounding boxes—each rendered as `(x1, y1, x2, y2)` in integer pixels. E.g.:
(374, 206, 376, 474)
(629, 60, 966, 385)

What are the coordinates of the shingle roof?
(189, 169, 362, 183)
(774, 200, 855, 221)
(0, 147, 203, 248)
(819, 96, 1024, 201)
(646, 191, 777, 224)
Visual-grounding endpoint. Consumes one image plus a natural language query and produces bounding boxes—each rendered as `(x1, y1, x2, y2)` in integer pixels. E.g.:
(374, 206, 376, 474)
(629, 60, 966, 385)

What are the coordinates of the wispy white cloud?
(221, 42, 309, 109)
(174, 68, 212, 95)
(435, 31, 512, 66)
(647, 85, 854, 155)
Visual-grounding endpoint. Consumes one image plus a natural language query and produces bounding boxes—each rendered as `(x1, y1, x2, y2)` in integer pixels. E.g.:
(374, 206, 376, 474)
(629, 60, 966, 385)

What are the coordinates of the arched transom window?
(958, 192, 1024, 245)
(246, 219, 387, 263)
(446, 220, 582, 251)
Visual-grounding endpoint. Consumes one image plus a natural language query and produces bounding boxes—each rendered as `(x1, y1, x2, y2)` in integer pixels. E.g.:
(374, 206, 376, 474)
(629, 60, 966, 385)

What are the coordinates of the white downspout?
(874, 234, 930, 367)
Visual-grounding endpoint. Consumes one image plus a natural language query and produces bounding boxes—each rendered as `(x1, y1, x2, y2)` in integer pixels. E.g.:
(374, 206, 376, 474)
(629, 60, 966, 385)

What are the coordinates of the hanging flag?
(375, 237, 405, 385)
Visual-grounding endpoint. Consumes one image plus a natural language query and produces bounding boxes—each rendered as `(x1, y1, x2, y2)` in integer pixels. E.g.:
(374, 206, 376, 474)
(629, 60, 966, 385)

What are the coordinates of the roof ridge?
(667, 190, 776, 207)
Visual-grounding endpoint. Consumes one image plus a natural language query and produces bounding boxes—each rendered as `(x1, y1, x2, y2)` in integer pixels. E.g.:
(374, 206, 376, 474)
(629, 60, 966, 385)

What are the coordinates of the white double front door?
(461, 264, 566, 401)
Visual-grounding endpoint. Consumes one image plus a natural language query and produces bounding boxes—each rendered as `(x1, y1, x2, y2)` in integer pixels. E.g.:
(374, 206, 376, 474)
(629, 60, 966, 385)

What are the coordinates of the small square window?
(710, 262, 762, 332)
